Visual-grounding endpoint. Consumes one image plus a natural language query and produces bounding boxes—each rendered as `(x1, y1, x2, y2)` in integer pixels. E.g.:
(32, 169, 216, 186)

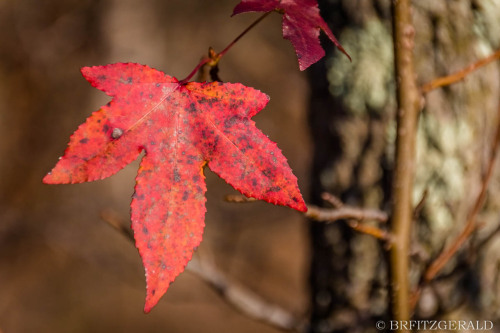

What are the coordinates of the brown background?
(0, 1, 312, 332)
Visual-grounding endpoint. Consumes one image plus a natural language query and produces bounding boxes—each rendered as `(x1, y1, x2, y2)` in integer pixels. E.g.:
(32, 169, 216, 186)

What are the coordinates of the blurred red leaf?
(43, 63, 306, 312)
(232, 0, 350, 70)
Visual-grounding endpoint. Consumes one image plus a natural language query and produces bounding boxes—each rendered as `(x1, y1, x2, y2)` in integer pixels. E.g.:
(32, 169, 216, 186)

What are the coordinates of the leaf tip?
(143, 303, 153, 314)
(42, 173, 53, 184)
(143, 286, 163, 314)
(295, 200, 308, 213)
(338, 45, 352, 62)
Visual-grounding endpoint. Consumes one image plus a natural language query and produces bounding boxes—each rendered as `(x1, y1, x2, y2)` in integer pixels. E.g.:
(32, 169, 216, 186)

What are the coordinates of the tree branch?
(225, 193, 390, 240)
(412, 103, 500, 307)
(305, 205, 388, 224)
(411, 104, 500, 308)
(390, 0, 420, 327)
(421, 49, 500, 94)
(99, 210, 303, 332)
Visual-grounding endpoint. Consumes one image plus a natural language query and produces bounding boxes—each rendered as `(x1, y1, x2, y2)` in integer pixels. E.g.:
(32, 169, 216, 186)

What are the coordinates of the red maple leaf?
(232, 0, 350, 70)
(43, 63, 306, 312)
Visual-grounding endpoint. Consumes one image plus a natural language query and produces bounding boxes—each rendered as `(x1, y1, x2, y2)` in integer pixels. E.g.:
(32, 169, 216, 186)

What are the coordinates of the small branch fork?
(226, 193, 391, 242)
(102, 193, 391, 331)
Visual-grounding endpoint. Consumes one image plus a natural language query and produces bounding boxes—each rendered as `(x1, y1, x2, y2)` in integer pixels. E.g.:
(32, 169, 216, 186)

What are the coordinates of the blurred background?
(4, 0, 500, 332)
(0, 1, 311, 332)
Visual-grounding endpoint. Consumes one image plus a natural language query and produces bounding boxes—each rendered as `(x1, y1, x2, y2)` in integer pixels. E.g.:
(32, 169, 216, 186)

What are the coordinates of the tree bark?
(308, 0, 500, 332)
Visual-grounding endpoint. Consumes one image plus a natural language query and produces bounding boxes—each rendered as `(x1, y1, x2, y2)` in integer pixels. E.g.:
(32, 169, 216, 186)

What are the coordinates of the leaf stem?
(179, 11, 272, 84)
(390, 0, 420, 328)
(179, 58, 210, 85)
(218, 11, 272, 58)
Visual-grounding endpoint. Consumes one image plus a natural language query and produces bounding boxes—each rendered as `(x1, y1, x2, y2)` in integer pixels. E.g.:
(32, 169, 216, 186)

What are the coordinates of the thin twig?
(100, 210, 303, 332)
(413, 189, 428, 220)
(347, 220, 392, 242)
(226, 193, 390, 240)
(320, 192, 344, 208)
(100, 209, 134, 240)
(390, 0, 420, 326)
(305, 205, 388, 223)
(421, 49, 500, 93)
(423, 103, 500, 283)
(224, 194, 257, 203)
(411, 103, 500, 311)
(187, 258, 304, 331)
(474, 221, 500, 251)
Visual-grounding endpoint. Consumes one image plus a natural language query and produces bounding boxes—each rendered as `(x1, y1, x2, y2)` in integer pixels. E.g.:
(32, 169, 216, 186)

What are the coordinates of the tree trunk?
(308, 1, 500, 332)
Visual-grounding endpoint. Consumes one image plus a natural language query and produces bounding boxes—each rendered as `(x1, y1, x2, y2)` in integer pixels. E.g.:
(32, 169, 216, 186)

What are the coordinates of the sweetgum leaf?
(43, 63, 306, 312)
(232, 0, 351, 70)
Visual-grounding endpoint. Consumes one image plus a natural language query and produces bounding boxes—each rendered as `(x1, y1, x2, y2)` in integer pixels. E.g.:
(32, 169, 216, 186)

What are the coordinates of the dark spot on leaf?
(262, 169, 273, 177)
(182, 191, 189, 201)
(133, 193, 145, 200)
(188, 102, 196, 113)
(98, 75, 106, 80)
(192, 175, 200, 182)
(127, 77, 133, 84)
(252, 178, 258, 187)
(156, 83, 161, 87)
(173, 169, 181, 182)
(142, 226, 149, 234)
(103, 124, 110, 133)
(79, 138, 89, 144)
(268, 186, 281, 192)
(224, 116, 239, 129)
(151, 289, 156, 296)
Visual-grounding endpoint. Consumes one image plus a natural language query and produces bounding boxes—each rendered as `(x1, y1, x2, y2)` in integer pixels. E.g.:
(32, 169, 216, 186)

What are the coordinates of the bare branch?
(305, 205, 388, 224)
(320, 192, 344, 208)
(100, 210, 304, 332)
(347, 220, 392, 242)
(421, 49, 500, 94)
(225, 193, 390, 240)
(423, 103, 500, 283)
(390, 0, 421, 325)
(187, 258, 305, 331)
(224, 194, 257, 203)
